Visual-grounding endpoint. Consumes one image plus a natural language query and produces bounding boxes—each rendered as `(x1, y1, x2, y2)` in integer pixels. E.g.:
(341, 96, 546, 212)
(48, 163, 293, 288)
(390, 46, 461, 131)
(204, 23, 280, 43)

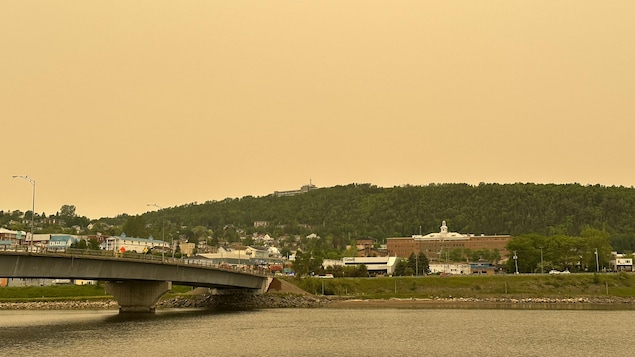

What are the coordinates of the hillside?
(126, 183, 635, 252)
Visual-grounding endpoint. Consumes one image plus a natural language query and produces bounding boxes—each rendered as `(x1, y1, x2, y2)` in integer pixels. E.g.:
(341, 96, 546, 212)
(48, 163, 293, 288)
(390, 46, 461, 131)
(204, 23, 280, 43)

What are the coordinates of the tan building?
(387, 221, 511, 263)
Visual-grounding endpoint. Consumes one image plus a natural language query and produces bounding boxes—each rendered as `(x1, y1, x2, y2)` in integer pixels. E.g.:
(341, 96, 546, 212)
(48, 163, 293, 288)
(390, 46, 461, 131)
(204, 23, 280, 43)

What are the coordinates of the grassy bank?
(0, 283, 193, 302)
(3, 274, 634, 303)
(287, 273, 635, 299)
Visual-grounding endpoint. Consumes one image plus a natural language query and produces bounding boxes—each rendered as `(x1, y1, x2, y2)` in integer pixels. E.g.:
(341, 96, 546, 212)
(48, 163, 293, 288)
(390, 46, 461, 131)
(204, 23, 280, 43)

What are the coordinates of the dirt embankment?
(267, 278, 311, 295)
(159, 278, 333, 309)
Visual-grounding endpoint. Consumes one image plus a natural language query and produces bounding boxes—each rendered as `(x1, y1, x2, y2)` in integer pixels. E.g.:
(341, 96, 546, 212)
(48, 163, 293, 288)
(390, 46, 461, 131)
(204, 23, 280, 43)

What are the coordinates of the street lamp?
(12, 175, 35, 253)
(415, 254, 419, 276)
(539, 246, 544, 274)
(513, 251, 519, 274)
(147, 204, 165, 262)
(594, 248, 599, 273)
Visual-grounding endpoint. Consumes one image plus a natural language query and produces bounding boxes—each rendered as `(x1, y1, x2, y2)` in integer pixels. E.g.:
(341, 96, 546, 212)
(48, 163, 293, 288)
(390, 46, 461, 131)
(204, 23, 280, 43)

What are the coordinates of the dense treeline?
(128, 183, 635, 252)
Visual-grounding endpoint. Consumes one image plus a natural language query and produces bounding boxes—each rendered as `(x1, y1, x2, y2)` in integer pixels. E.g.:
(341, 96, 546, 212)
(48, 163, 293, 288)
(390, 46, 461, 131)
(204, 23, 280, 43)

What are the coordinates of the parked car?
(549, 269, 570, 275)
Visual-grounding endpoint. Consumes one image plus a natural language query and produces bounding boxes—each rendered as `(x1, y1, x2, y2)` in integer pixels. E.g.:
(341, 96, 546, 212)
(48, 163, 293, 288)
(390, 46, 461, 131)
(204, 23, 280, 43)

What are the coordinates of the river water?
(0, 307, 632, 356)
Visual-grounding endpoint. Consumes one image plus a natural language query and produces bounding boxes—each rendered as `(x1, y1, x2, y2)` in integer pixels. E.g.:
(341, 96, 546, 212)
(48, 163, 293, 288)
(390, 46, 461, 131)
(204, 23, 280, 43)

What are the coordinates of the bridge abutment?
(105, 280, 172, 313)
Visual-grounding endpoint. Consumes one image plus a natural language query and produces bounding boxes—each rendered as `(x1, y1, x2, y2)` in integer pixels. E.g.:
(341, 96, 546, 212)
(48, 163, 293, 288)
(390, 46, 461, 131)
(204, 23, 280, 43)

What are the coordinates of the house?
(253, 221, 269, 228)
(470, 262, 497, 275)
(253, 233, 274, 244)
(0, 228, 24, 247)
(609, 252, 633, 272)
(245, 245, 282, 259)
(103, 233, 168, 254)
(179, 242, 196, 257)
(0, 239, 14, 251)
(47, 235, 78, 252)
(429, 263, 472, 275)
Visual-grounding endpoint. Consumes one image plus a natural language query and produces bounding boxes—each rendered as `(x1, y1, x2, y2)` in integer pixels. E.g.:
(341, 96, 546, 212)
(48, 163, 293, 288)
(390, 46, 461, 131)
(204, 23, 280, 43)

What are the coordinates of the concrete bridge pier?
(105, 280, 172, 313)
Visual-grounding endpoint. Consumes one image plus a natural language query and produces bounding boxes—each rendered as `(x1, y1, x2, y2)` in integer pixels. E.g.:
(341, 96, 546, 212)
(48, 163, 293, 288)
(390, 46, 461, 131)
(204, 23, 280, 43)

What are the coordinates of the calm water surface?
(0, 308, 632, 356)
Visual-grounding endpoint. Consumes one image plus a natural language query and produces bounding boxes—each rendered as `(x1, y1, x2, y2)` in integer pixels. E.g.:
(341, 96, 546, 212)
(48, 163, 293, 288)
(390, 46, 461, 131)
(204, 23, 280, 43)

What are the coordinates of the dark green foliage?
(136, 183, 635, 246)
(6, 182, 635, 256)
(506, 228, 613, 273)
(121, 215, 149, 238)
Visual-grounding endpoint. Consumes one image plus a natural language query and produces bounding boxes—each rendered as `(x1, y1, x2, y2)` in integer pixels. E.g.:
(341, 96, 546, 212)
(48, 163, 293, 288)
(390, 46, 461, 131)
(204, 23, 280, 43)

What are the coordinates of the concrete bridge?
(0, 252, 270, 312)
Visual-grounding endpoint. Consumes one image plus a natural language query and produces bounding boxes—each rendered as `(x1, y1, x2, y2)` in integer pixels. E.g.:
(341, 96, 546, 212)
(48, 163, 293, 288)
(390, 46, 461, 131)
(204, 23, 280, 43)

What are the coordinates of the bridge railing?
(0, 246, 275, 276)
(63, 248, 272, 275)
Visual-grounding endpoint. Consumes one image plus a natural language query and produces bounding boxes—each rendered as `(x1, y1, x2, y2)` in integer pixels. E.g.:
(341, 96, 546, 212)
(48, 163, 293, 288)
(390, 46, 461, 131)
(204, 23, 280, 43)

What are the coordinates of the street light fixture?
(147, 204, 165, 262)
(12, 175, 35, 253)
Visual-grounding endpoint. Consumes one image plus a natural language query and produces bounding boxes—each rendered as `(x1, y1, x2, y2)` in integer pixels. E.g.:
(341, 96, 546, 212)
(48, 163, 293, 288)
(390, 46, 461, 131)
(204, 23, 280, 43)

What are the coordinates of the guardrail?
(0, 246, 274, 275)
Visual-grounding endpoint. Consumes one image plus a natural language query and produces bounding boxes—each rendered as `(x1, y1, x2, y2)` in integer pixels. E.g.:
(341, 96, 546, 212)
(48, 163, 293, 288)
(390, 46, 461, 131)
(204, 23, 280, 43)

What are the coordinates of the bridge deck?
(0, 251, 268, 291)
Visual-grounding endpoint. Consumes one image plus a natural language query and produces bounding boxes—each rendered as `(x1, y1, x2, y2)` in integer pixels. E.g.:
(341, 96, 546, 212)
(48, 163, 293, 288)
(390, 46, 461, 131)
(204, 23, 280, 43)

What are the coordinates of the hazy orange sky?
(2, 1, 634, 219)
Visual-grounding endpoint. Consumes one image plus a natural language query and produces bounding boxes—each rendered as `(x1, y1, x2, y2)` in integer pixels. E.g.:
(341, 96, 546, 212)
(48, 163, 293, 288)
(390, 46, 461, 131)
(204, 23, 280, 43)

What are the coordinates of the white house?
(610, 252, 633, 272)
(429, 263, 472, 275)
(103, 233, 168, 253)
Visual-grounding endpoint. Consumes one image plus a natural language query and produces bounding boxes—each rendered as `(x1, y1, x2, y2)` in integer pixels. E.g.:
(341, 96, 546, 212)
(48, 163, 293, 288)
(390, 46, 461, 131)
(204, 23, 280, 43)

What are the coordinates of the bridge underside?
(104, 280, 172, 313)
(0, 252, 271, 313)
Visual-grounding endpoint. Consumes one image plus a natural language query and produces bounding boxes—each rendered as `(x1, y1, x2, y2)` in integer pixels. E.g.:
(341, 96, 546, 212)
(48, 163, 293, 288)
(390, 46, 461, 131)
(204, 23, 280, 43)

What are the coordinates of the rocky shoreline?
(0, 300, 118, 310)
(2, 295, 634, 310)
(158, 293, 336, 309)
(326, 296, 635, 309)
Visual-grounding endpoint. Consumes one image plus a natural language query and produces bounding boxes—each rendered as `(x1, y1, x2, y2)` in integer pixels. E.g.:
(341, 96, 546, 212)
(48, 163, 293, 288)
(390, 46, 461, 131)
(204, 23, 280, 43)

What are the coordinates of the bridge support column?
(105, 280, 172, 313)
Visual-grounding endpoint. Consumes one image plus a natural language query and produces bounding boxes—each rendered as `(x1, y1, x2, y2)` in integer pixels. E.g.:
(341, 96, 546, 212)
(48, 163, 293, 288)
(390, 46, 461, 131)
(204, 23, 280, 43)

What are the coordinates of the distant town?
(3, 182, 635, 287)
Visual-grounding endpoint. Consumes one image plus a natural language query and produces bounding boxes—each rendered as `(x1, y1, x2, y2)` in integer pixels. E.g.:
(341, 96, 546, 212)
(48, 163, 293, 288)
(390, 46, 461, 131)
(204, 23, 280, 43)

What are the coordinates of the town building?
(103, 233, 168, 254)
(47, 235, 78, 252)
(387, 221, 511, 263)
(429, 263, 471, 275)
(610, 252, 633, 272)
(0, 228, 24, 249)
(353, 239, 389, 257)
(274, 183, 317, 197)
(322, 256, 400, 276)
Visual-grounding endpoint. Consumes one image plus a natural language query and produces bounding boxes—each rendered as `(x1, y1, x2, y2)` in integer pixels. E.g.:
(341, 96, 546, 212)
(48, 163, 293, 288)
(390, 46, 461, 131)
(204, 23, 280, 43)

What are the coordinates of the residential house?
(47, 235, 78, 252)
(103, 233, 168, 254)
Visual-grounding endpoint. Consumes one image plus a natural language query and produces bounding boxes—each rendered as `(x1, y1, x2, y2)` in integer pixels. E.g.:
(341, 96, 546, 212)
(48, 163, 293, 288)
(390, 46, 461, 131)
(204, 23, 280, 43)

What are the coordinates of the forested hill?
(140, 183, 635, 245)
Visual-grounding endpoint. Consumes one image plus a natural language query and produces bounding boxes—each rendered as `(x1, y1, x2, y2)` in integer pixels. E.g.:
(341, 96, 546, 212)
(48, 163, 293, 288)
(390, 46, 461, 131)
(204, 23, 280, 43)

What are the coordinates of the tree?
(71, 239, 88, 249)
(580, 227, 612, 272)
(394, 259, 410, 276)
(87, 238, 101, 250)
(59, 205, 77, 218)
(292, 250, 312, 277)
(417, 252, 430, 275)
(122, 215, 149, 238)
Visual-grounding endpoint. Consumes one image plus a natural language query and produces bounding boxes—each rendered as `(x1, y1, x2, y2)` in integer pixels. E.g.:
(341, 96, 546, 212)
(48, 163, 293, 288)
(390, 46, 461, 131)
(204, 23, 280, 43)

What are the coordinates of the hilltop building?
(274, 182, 317, 197)
(387, 221, 511, 263)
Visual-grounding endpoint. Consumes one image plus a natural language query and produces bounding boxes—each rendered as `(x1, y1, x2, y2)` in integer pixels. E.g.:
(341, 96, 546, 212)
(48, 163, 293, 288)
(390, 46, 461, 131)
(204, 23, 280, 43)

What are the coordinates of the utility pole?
(13, 175, 35, 253)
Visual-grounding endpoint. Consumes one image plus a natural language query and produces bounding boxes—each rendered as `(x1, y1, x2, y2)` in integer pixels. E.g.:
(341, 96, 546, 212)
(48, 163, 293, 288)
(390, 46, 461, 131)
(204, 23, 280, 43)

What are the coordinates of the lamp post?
(513, 251, 519, 274)
(147, 204, 165, 262)
(415, 254, 419, 276)
(539, 246, 544, 274)
(12, 175, 35, 253)
(594, 248, 599, 273)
